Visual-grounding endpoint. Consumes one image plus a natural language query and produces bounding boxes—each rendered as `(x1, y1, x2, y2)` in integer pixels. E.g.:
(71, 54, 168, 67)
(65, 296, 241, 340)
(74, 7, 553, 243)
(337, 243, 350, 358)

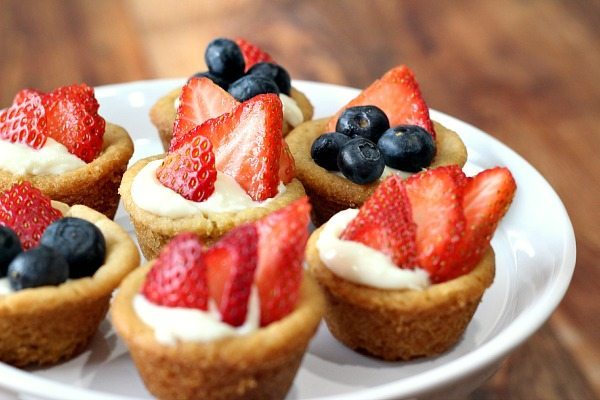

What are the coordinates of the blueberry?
(40, 217, 106, 279)
(311, 132, 351, 171)
(335, 106, 390, 142)
(377, 125, 436, 172)
(8, 246, 69, 290)
(0, 226, 22, 277)
(228, 75, 279, 102)
(247, 62, 291, 95)
(337, 138, 385, 184)
(190, 71, 230, 90)
(205, 38, 245, 82)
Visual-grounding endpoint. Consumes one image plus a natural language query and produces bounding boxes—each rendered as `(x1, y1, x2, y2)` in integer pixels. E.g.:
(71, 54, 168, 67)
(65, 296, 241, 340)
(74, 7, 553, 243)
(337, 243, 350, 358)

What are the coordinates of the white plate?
(0, 80, 576, 400)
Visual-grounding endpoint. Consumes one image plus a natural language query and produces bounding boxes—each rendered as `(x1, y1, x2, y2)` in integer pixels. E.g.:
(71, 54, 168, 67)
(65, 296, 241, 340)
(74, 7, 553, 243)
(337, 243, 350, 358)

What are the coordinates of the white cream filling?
(0, 138, 85, 175)
(0, 278, 12, 295)
(316, 209, 430, 290)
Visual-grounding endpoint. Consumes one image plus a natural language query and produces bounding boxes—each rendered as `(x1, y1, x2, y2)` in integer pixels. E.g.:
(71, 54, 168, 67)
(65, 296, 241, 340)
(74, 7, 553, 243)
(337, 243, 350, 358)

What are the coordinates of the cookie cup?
(306, 226, 495, 361)
(0, 202, 140, 367)
(287, 119, 468, 226)
(150, 87, 314, 150)
(111, 264, 324, 400)
(0, 123, 134, 219)
(119, 155, 307, 260)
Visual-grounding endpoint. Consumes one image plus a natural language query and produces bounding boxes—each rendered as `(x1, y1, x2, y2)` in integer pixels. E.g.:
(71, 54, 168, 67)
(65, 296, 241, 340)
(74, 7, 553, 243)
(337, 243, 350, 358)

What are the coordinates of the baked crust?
(0, 123, 134, 219)
(306, 226, 494, 361)
(149, 87, 314, 150)
(287, 119, 468, 226)
(119, 155, 307, 260)
(0, 203, 140, 367)
(111, 263, 324, 400)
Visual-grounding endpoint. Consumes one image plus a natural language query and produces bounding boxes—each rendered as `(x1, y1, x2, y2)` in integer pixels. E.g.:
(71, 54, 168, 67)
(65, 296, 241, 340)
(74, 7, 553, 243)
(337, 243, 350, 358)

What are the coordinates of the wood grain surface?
(1, 1, 598, 399)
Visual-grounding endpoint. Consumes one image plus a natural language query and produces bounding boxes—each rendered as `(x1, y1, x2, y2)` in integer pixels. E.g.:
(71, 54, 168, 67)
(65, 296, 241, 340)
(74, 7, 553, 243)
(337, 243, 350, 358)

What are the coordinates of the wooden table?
(1, 1, 598, 399)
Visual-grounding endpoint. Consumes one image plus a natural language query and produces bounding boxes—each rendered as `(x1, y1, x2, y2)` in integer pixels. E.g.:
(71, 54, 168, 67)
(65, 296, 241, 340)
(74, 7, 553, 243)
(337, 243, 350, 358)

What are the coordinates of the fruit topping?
(12, 88, 43, 105)
(0, 182, 62, 250)
(40, 217, 106, 279)
(228, 75, 279, 102)
(377, 125, 436, 172)
(190, 71, 230, 90)
(247, 62, 291, 95)
(0, 90, 47, 149)
(205, 38, 246, 83)
(205, 224, 258, 327)
(0, 226, 22, 277)
(337, 137, 385, 184)
(235, 38, 273, 71)
(278, 141, 296, 184)
(336, 105, 390, 143)
(157, 132, 217, 202)
(311, 132, 351, 171)
(7, 246, 69, 291)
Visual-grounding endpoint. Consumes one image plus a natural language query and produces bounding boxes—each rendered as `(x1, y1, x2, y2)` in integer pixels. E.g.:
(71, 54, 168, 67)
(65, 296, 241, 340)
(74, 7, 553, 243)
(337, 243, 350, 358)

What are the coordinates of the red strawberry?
(235, 38, 274, 71)
(171, 77, 240, 148)
(326, 65, 436, 139)
(0, 182, 62, 249)
(404, 167, 465, 282)
(255, 197, 310, 326)
(205, 224, 259, 326)
(157, 132, 217, 202)
(13, 88, 44, 105)
(278, 141, 296, 184)
(341, 175, 417, 267)
(176, 93, 283, 202)
(141, 233, 208, 309)
(0, 91, 48, 149)
(44, 84, 99, 115)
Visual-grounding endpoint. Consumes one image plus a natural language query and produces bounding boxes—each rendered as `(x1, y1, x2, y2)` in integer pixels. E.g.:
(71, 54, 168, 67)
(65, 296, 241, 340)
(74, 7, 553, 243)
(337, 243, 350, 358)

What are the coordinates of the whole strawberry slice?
(205, 223, 259, 326)
(404, 166, 466, 282)
(171, 77, 240, 148)
(255, 197, 311, 326)
(325, 65, 436, 139)
(157, 132, 217, 202)
(341, 175, 417, 268)
(0, 91, 47, 149)
(235, 38, 274, 71)
(44, 83, 100, 115)
(141, 233, 208, 309)
(0, 182, 62, 250)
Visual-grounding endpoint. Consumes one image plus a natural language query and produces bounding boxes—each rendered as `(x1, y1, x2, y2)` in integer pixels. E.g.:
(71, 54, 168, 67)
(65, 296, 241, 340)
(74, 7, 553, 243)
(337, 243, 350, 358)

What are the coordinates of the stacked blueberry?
(192, 38, 291, 102)
(311, 106, 437, 184)
(0, 218, 106, 291)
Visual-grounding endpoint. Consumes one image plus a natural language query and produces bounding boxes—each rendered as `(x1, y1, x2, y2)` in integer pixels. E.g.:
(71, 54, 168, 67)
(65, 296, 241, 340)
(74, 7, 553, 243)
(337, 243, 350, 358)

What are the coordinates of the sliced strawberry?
(404, 167, 466, 282)
(141, 233, 208, 310)
(326, 65, 436, 139)
(255, 197, 310, 326)
(341, 175, 417, 267)
(235, 38, 274, 71)
(171, 77, 240, 148)
(0, 91, 48, 149)
(205, 223, 259, 326)
(157, 132, 217, 202)
(278, 140, 296, 183)
(44, 83, 100, 115)
(13, 88, 44, 105)
(0, 182, 62, 249)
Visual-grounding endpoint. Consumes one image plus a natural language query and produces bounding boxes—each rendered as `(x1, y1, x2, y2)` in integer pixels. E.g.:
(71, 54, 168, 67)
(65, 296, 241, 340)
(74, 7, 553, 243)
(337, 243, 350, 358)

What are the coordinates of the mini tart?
(0, 202, 140, 367)
(111, 264, 324, 400)
(150, 87, 314, 150)
(119, 155, 307, 260)
(0, 123, 134, 219)
(306, 226, 495, 361)
(287, 119, 468, 226)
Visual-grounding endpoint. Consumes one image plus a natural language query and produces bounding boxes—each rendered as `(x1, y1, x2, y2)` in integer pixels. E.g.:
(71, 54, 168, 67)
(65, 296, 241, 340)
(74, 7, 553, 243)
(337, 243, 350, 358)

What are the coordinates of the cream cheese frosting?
(0, 138, 85, 175)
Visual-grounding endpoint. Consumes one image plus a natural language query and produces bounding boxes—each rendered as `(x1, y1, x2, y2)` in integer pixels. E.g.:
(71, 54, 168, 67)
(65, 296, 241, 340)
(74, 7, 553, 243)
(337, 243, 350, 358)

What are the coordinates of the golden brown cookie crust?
(149, 87, 314, 150)
(287, 119, 468, 225)
(111, 264, 324, 400)
(119, 155, 307, 260)
(0, 123, 134, 219)
(0, 203, 140, 367)
(306, 226, 494, 361)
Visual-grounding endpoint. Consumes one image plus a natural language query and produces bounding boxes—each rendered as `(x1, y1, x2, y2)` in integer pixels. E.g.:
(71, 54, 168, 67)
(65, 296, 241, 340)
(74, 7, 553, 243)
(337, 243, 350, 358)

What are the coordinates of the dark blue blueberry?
(8, 246, 69, 290)
(204, 38, 245, 82)
(40, 217, 106, 279)
(337, 138, 385, 184)
(311, 132, 351, 171)
(335, 105, 390, 142)
(377, 125, 436, 172)
(247, 62, 291, 95)
(190, 71, 230, 90)
(228, 75, 279, 102)
(0, 226, 22, 278)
